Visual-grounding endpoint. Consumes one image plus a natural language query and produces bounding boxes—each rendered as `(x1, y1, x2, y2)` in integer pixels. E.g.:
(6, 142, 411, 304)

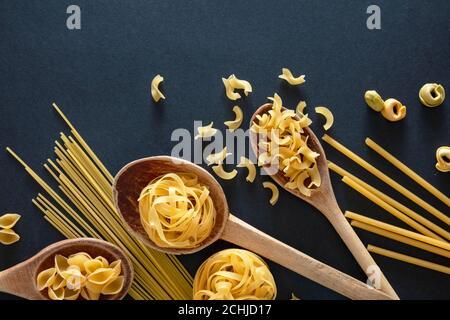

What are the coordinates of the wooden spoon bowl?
(0, 238, 133, 300)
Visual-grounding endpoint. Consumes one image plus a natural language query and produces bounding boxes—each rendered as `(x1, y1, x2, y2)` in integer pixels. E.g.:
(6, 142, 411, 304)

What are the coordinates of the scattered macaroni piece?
(193, 249, 277, 300)
(436, 146, 450, 173)
(212, 163, 238, 180)
(381, 98, 406, 122)
(278, 68, 305, 85)
(228, 75, 252, 96)
(206, 147, 231, 166)
(250, 93, 321, 197)
(364, 90, 385, 112)
(419, 83, 445, 107)
(291, 293, 300, 300)
(0, 228, 20, 245)
(315, 106, 334, 130)
(139, 173, 216, 249)
(150, 74, 165, 102)
(195, 122, 218, 140)
(0, 213, 21, 229)
(222, 77, 241, 100)
(296, 101, 307, 115)
(237, 156, 256, 182)
(224, 106, 244, 132)
(263, 181, 279, 205)
(36, 252, 124, 300)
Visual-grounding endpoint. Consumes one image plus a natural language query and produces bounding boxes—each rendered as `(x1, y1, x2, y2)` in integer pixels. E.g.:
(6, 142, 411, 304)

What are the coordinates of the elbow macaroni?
(278, 68, 305, 85)
(206, 147, 231, 166)
(212, 163, 238, 180)
(364, 90, 385, 112)
(419, 83, 445, 107)
(263, 181, 279, 205)
(237, 156, 256, 182)
(222, 74, 252, 100)
(195, 122, 218, 140)
(296, 101, 307, 115)
(381, 98, 406, 122)
(315, 106, 334, 130)
(151, 74, 165, 102)
(224, 106, 243, 132)
(436, 146, 450, 173)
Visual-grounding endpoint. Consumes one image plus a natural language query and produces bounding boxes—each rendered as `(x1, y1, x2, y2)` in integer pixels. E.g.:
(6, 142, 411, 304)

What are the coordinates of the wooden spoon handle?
(0, 262, 42, 300)
(323, 202, 399, 299)
(221, 214, 394, 300)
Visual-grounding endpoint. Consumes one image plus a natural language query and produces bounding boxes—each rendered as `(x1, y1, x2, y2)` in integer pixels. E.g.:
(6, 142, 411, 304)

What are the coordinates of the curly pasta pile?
(250, 94, 321, 196)
(138, 173, 216, 248)
(193, 249, 277, 300)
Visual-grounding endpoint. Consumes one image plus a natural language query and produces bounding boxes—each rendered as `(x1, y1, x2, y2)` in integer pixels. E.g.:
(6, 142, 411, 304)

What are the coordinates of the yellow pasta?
(315, 106, 334, 130)
(291, 293, 300, 300)
(36, 252, 124, 300)
(381, 98, 406, 122)
(222, 77, 241, 101)
(328, 161, 450, 240)
(193, 249, 277, 300)
(138, 173, 216, 249)
(212, 163, 238, 180)
(322, 134, 450, 226)
(195, 122, 217, 140)
(150, 74, 165, 102)
(0, 228, 20, 245)
(250, 93, 321, 197)
(365, 138, 450, 207)
(263, 181, 279, 205)
(368, 245, 450, 275)
(419, 83, 445, 107)
(224, 105, 244, 132)
(295, 101, 306, 115)
(278, 68, 305, 85)
(206, 147, 231, 166)
(0, 213, 21, 229)
(364, 90, 385, 112)
(436, 146, 450, 173)
(227, 75, 252, 96)
(237, 156, 256, 183)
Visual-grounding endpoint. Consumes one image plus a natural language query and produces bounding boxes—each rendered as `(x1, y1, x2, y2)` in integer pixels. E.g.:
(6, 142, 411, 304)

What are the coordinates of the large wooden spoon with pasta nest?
(113, 156, 394, 300)
(0, 238, 133, 300)
(250, 103, 399, 299)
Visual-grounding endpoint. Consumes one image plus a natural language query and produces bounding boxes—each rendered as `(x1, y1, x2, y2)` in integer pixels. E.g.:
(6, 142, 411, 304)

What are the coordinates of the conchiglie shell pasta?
(95, 256, 109, 268)
(0, 228, 20, 245)
(48, 287, 65, 300)
(88, 268, 116, 285)
(102, 276, 125, 295)
(84, 259, 104, 274)
(67, 253, 91, 273)
(36, 267, 57, 291)
(64, 288, 81, 300)
(0, 213, 21, 229)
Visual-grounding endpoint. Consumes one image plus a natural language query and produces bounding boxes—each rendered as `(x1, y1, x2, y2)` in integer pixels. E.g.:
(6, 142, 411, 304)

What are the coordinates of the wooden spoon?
(250, 103, 399, 299)
(0, 238, 133, 300)
(113, 156, 394, 300)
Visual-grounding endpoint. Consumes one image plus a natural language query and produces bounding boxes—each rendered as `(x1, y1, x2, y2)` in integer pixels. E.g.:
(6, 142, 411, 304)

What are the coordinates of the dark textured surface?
(0, 1, 448, 300)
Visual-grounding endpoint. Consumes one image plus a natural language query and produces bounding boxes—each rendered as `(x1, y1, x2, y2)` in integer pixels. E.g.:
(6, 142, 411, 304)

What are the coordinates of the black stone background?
(0, 0, 448, 299)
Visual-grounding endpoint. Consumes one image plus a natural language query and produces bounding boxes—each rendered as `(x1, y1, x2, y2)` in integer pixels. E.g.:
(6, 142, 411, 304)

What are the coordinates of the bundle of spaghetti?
(6, 103, 193, 300)
(365, 138, 450, 208)
(368, 245, 450, 275)
(322, 134, 450, 226)
(328, 161, 450, 241)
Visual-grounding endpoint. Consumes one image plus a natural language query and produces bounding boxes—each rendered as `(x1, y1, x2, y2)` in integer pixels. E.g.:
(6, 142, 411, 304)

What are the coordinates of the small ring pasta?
(435, 146, 450, 173)
(212, 163, 237, 180)
(315, 106, 334, 130)
(224, 106, 244, 132)
(195, 122, 217, 140)
(237, 156, 256, 183)
(0, 213, 21, 229)
(381, 98, 406, 122)
(419, 83, 445, 107)
(206, 147, 231, 166)
(193, 249, 277, 300)
(278, 68, 305, 85)
(262, 181, 279, 205)
(150, 74, 165, 102)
